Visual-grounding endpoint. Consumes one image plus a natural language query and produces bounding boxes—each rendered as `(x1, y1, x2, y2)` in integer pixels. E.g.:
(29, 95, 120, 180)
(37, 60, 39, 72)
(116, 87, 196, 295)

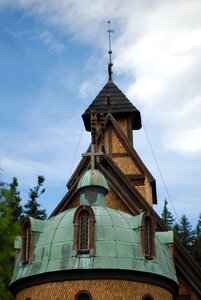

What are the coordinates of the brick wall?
(15, 279, 173, 300)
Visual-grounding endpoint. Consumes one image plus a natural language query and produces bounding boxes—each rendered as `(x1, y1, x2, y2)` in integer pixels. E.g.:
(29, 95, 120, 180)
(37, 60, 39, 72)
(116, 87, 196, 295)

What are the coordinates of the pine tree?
(2, 177, 23, 223)
(24, 175, 47, 220)
(173, 223, 180, 239)
(0, 175, 47, 299)
(178, 214, 194, 253)
(161, 199, 175, 228)
(192, 213, 201, 266)
(0, 181, 20, 300)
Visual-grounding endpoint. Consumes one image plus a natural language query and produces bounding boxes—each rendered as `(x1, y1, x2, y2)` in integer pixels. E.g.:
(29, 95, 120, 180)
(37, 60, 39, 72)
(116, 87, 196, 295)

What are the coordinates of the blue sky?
(0, 0, 201, 226)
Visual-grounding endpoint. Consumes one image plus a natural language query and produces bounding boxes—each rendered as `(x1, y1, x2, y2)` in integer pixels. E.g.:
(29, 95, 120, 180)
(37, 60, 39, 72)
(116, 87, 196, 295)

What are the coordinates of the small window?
(73, 206, 95, 253)
(79, 211, 89, 250)
(144, 217, 151, 257)
(84, 190, 97, 203)
(141, 214, 156, 259)
(142, 295, 154, 300)
(75, 290, 92, 300)
(21, 218, 33, 264)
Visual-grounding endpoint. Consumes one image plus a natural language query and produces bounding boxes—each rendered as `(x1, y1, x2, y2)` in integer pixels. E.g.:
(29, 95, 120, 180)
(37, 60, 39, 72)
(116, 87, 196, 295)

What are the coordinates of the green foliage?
(24, 175, 47, 220)
(174, 214, 201, 266)
(161, 199, 175, 228)
(192, 213, 201, 266)
(2, 177, 23, 223)
(161, 200, 201, 267)
(178, 214, 194, 253)
(0, 175, 47, 298)
(0, 181, 20, 300)
(173, 223, 180, 239)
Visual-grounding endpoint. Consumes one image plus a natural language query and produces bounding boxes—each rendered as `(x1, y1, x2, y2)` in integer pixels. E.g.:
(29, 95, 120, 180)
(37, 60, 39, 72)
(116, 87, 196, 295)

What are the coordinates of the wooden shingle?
(82, 81, 141, 131)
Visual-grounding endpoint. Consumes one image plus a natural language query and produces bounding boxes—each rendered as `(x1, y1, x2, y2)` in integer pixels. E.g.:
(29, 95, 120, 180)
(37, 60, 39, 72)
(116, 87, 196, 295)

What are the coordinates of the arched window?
(79, 210, 90, 250)
(21, 218, 33, 264)
(142, 295, 154, 300)
(141, 214, 156, 259)
(75, 291, 92, 300)
(74, 206, 95, 253)
(144, 217, 151, 257)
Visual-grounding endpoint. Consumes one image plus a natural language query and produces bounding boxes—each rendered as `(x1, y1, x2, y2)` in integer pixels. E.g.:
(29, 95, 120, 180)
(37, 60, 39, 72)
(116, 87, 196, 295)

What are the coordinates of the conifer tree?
(24, 175, 47, 220)
(0, 181, 20, 300)
(173, 223, 180, 239)
(161, 199, 175, 228)
(178, 214, 194, 253)
(192, 213, 201, 266)
(2, 177, 23, 223)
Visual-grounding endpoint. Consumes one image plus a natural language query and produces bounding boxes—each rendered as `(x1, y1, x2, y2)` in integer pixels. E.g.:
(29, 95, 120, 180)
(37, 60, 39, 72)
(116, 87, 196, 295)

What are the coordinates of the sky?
(0, 0, 201, 226)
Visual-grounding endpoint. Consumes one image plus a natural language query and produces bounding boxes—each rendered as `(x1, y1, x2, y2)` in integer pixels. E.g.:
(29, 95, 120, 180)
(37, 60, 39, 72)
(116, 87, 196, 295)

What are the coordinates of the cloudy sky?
(0, 0, 201, 225)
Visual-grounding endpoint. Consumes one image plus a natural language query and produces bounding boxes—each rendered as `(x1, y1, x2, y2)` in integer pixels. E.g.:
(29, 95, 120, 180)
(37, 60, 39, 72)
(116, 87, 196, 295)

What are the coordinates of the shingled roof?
(82, 81, 142, 131)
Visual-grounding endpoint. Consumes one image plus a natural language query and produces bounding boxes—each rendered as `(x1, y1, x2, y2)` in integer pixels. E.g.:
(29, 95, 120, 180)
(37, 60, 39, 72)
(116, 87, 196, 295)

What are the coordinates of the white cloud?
(1, 0, 201, 222)
(166, 127, 201, 154)
(39, 30, 64, 52)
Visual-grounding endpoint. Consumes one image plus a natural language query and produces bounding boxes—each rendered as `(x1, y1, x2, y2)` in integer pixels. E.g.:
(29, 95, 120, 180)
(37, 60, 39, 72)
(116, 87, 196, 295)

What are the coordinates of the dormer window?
(74, 206, 95, 253)
(21, 217, 33, 264)
(141, 213, 156, 259)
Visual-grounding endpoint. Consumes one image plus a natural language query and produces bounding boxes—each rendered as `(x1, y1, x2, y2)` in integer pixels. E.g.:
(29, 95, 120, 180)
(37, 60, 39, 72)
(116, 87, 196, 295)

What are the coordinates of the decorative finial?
(107, 20, 114, 81)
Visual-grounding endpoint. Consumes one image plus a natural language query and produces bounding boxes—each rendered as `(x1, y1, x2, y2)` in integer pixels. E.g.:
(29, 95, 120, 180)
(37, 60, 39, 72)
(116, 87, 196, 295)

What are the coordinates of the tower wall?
(15, 279, 173, 300)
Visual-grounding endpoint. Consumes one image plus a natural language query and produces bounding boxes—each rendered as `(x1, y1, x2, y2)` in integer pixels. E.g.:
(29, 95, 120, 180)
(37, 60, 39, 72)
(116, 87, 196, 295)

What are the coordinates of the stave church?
(9, 40, 201, 300)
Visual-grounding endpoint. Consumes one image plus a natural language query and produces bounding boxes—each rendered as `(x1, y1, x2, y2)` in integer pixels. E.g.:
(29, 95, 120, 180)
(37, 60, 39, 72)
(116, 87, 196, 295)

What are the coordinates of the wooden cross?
(83, 143, 103, 170)
(82, 110, 103, 170)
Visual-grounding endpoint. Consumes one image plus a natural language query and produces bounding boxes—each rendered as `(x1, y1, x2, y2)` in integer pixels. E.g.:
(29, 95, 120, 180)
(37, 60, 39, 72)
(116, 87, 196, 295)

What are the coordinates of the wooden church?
(10, 52, 201, 300)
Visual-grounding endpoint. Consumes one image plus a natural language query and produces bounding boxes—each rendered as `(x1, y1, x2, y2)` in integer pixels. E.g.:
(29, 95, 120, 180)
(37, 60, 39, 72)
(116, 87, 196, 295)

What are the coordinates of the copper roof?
(10, 210, 178, 287)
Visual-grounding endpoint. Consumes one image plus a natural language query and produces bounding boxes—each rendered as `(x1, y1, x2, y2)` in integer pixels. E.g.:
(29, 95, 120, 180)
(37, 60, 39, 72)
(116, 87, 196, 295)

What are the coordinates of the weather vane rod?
(107, 20, 114, 81)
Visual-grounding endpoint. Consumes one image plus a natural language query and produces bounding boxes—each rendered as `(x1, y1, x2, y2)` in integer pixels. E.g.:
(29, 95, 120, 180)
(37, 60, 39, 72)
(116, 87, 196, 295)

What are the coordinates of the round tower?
(10, 168, 178, 300)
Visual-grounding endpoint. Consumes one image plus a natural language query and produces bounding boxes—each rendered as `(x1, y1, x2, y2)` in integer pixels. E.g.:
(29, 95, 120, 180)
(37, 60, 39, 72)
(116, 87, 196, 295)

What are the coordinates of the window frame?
(21, 217, 34, 264)
(75, 290, 92, 300)
(142, 294, 154, 300)
(141, 213, 156, 259)
(73, 205, 95, 254)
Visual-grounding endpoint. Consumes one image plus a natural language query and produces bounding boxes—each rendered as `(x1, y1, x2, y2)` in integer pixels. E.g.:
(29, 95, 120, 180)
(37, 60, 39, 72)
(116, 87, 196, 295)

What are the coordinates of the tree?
(24, 175, 47, 220)
(173, 223, 180, 239)
(0, 175, 47, 299)
(178, 214, 194, 253)
(192, 213, 201, 266)
(161, 199, 175, 228)
(2, 177, 23, 223)
(0, 181, 20, 300)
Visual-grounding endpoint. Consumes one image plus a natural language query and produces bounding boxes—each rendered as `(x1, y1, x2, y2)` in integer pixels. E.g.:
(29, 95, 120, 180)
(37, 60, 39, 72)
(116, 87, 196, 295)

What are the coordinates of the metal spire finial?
(107, 20, 114, 81)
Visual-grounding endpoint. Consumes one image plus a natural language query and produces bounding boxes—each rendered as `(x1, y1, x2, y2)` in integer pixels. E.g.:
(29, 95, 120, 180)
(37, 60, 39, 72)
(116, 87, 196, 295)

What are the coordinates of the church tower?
(10, 27, 201, 300)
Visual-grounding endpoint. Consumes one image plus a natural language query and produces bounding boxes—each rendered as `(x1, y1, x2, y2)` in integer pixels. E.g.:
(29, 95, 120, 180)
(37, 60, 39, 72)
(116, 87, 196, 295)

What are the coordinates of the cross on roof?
(83, 143, 103, 170)
(82, 110, 104, 170)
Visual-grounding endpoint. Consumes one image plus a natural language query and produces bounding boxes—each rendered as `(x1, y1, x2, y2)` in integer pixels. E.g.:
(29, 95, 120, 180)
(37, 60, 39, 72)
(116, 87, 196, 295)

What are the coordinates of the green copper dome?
(77, 169, 109, 192)
(77, 169, 109, 206)
(10, 207, 178, 288)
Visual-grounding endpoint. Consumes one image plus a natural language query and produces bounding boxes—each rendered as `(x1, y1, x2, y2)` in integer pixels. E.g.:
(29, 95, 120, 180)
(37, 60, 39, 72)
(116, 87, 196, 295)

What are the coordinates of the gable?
(97, 114, 157, 206)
